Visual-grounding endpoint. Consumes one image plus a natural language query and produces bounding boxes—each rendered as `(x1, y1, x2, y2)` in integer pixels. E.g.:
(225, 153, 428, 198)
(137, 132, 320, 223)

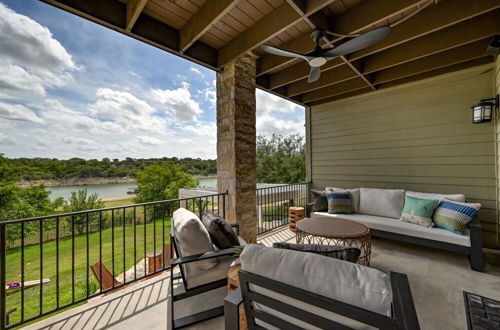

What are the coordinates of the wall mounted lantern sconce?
(471, 94, 499, 124)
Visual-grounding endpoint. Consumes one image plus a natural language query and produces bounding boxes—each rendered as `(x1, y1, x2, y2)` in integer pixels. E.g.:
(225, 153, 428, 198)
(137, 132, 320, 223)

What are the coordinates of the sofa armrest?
(306, 202, 315, 218)
(171, 248, 236, 266)
(469, 218, 484, 272)
(224, 288, 243, 330)
(231, 223, 240, 236)
(391, 272, 420, 330)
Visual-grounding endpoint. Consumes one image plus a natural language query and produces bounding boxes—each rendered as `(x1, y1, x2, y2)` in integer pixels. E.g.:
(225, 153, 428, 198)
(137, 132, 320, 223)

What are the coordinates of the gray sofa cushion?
(201, 212, 240, 249)
(359, 188, 405, 219)
(310, 189, 328, 212)
(172, 208, 216, 270)
(272, 242, 360, 263)
(406, 190, 465, 202)
(326, 187, 360, 213)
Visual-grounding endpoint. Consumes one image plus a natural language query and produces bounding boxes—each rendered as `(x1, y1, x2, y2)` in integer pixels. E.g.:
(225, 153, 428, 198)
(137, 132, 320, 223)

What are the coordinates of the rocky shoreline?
(17, 177, 136, 187)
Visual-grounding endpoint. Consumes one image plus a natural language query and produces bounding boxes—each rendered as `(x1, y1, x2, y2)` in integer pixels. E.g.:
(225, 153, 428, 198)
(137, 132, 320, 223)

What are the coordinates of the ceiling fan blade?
(308, 66, 321, 83)
(261, 44, 308, 60)
(323, 26, 391, 58)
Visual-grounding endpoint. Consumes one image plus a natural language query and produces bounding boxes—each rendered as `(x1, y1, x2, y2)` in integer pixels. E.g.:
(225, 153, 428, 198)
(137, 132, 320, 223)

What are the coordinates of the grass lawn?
(103, 197, 136, 208)
(5, 216, 171, 326)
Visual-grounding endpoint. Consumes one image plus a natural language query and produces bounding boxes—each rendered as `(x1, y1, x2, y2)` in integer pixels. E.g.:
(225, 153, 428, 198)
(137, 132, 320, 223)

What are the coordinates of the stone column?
(216, 54, 257, 242)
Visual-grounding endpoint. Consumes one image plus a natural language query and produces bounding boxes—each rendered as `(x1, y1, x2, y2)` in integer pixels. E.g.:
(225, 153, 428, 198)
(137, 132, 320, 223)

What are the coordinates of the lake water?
(47, 177, 217, 201)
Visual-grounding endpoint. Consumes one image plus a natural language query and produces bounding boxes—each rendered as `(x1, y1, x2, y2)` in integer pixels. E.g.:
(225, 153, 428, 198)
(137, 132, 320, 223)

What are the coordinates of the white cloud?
(0, 102, 44, 123)
(190, 67, 202, 76)
(0, 3, 76, 97)
(256, 89, 299, 117)
(0, 133, 15, 145)
(151, 83, 203, 122)
(138, 136, 162, 145)
(257, 114, 304, 137)
(182, 122, 216, 137)
(128, 71, 141, 78)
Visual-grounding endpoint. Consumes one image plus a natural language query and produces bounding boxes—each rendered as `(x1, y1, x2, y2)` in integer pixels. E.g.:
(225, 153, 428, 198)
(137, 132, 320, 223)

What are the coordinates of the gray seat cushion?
(201, 212, 240, 249)
(272, 242, 360, 263)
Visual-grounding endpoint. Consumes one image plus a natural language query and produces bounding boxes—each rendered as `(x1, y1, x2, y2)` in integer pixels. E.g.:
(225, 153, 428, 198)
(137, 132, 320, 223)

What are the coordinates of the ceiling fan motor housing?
(309, 57, 327, 67)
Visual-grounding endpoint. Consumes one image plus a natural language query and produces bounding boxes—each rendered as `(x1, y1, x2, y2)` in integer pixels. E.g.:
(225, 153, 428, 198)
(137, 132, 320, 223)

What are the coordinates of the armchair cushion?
(241, 244, 392, 317)
(201, 212, 240, 249)
(272, 242, 360, 263)
(172, 208, 216, 270)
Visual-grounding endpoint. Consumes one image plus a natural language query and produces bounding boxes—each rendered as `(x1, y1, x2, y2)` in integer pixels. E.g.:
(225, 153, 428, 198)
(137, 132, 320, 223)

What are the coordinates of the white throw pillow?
(172, 208, 216, 270)
(359, 188, 405, 219)
(240, 244, 393, 322)
(406, 191, 465, 202)
(326, 187, 360, 213)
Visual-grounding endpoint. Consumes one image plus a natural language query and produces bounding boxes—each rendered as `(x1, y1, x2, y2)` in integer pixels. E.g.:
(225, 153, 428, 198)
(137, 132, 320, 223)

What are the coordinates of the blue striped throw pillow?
(326, 192, 353, 214)
(433, 199, 481, 235)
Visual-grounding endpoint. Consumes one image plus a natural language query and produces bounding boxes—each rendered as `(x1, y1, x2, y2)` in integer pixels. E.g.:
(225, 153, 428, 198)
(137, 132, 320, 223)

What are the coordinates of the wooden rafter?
(285, 12, 499, 97)
(264, 0, 500, 90)
(301, 78, 370, 103)
(217, 0, 336, 67)
(126, 0, 147, 32)
(179, 0, 238, 52)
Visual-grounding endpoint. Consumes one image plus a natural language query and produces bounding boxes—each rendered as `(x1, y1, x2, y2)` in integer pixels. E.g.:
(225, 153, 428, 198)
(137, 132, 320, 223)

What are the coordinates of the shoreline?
(18, 175, 217, 187)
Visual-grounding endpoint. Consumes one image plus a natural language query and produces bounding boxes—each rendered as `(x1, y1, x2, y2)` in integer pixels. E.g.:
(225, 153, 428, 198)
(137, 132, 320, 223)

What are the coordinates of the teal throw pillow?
(400, 196, 439, 227)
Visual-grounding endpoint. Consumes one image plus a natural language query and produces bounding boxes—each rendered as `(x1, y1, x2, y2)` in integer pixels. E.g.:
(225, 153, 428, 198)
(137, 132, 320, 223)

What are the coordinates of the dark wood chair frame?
(170, 223, 239, 329)
(306, 202, 484, 272)
(225, 270, 420, 330)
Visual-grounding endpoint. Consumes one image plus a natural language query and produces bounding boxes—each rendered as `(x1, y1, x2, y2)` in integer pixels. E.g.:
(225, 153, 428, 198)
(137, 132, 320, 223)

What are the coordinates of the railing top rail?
(256, 182, 310, 191)
(0, 191, 228, 225)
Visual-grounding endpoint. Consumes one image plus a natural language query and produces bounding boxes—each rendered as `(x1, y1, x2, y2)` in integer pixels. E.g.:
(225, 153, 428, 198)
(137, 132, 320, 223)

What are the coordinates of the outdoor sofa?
(307, 187, 484, 272)
(225, 244, 420, 330)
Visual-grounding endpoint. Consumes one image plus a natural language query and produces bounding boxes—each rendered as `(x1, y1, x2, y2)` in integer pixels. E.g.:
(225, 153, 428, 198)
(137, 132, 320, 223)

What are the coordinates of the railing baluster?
(56, 217, 59, 309)
(162, 203, 165, 271)
(144, 205, 147, 276)
(134, 206, 137, 280)
(39, 219, 43, 314)
(21, 221, 25, 321)
(0, 223, 6, 330)
(86, 213, 90, 297)
(71, 215, 75, 303)
(123, 208, 126, 283)
(112, 209, 115, 287)
(153, 204, 157, 273)
(99, 212, 103, 294)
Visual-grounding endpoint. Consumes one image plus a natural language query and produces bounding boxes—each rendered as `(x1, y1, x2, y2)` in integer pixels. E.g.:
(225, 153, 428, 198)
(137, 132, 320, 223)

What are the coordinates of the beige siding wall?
(309, 64, 498, 248)
(495, 56, 500, 249)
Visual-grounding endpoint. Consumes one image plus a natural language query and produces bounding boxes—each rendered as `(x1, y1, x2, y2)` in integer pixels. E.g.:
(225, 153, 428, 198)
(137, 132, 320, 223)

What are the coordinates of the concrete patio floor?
(23, 226, 500, 330)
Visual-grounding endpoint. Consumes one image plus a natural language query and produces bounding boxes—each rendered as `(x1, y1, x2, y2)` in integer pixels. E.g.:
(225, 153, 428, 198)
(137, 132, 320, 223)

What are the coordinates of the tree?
(63, 189, 105, 235)
(256, 134, 306, 184)
(135, 163, 197, 203)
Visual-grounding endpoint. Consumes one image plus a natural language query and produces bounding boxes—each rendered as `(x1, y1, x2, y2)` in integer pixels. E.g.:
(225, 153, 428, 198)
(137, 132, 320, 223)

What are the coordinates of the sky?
(0, 0, 304, 160)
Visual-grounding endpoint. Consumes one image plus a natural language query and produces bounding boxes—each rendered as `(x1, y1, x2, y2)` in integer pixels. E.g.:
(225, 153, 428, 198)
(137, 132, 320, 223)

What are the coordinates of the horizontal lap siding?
(310, 64, 498, 248)
(495, 56, 500, 249)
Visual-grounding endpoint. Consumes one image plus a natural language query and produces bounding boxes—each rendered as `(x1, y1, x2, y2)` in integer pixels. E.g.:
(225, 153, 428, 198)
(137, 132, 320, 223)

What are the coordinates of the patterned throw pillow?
(400, 196, 439, 227)
(326, 192, 353, 214)
(433, 199, 481, 235)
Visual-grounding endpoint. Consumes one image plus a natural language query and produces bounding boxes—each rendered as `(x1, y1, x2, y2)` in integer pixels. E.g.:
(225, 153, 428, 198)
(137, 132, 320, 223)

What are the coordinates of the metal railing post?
(1, 222, 7, 329)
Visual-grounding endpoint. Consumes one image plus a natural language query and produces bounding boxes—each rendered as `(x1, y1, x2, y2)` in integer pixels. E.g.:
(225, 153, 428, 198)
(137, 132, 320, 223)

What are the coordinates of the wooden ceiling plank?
(126, 0, 147, 32)
(351, 0, 500, 60)
(301, 77, 369, 103)
(373, 39, 491, 85)
(362, 12, 499, 74)
(265, 0, 500, 90)
(217, 0, 335, 67)
(180, 0, 238, 52)
(257, 0, 423, 76)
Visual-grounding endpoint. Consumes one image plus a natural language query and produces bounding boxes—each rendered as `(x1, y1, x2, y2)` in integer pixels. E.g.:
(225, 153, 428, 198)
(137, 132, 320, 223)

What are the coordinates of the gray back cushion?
(272, 242, 360, 263)
(240, 244, 392, 325)
(310, 189, 328, 212)
(359, 188, 405, 219)
(201, 212, 240, 249)
(406, 191, 465, 202)
(172, 208, 216, 270)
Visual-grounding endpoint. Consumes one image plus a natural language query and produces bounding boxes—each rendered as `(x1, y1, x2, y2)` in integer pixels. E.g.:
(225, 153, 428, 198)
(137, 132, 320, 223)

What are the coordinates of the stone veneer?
(216, 54, 257, 242)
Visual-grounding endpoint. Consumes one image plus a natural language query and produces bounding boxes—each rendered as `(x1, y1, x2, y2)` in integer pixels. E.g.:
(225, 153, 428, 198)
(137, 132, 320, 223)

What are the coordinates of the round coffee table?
(296, 215, 371, 266)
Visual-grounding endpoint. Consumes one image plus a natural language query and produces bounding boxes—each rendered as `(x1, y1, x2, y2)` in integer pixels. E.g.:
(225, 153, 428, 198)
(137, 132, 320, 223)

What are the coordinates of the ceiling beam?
(266, 0, 500, 90)
(179, 0, 238, 52)
(301, 78, 370, 103)
(373, 39, 490, 85)
(217, 0, 335, 67)
(286, 12, 498, 96)
(257, 0, 423, 76)
(308, 87, 373, 106)
(126, 0, 147, 32)
(361, 12, 499, 74)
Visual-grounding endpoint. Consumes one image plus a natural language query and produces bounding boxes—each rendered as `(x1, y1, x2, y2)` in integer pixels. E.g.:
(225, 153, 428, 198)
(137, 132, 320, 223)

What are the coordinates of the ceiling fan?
(261, 26, 390, 83)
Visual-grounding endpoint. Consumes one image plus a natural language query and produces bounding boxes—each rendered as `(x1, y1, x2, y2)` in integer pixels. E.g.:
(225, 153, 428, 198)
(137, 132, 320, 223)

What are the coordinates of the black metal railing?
(256, 182, 310, 235)
(0, 192, 227, 329)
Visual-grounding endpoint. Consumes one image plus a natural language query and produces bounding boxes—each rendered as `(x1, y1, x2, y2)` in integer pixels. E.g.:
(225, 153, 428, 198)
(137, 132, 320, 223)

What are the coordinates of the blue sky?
(0, 0, 304, 160)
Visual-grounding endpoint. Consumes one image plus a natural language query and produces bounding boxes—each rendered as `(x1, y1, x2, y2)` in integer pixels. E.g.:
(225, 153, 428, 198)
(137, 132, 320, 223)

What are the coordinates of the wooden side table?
(288, 206, 305, 232)
(146, 250, 162, 274)
(227, 264, 248, 330)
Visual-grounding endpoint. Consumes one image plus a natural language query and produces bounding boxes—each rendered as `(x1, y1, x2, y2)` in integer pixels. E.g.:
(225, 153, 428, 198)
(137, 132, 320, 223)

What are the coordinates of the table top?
(296, 214, 369, 238)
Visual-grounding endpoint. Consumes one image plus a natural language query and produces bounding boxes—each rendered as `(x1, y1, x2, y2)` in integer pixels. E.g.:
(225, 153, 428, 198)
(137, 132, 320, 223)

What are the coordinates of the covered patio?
(3, 0, 500, 329)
